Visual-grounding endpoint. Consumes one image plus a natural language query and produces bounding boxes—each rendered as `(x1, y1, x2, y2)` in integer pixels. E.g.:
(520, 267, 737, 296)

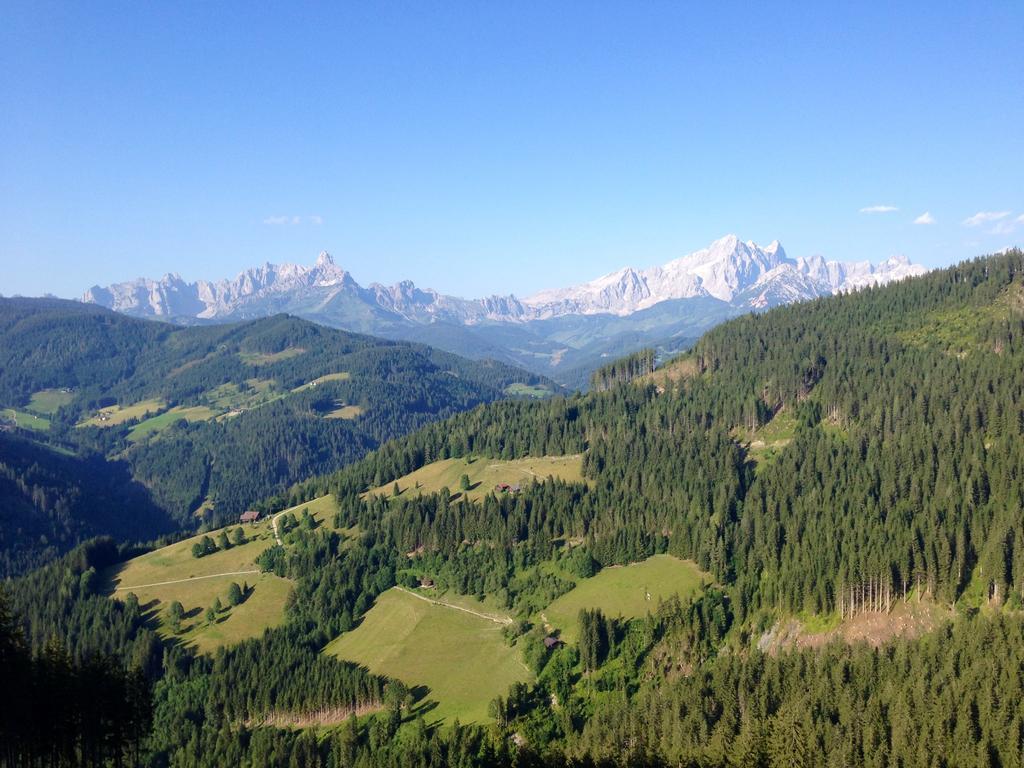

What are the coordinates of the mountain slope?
(81, 236, 927, 386)
(0, 298, 557, 544)
(10, 249, 1024, 767)
(0, 431, 175, 577)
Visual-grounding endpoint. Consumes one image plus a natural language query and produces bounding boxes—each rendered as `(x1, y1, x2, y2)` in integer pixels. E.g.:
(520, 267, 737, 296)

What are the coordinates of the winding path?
(113, 570, 261, 591)
(394, 586, 513, 625)
(271, 509, 286, 545)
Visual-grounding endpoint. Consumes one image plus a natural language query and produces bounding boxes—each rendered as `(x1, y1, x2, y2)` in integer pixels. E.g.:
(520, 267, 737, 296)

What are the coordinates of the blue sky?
(2, 2, 1022, 300)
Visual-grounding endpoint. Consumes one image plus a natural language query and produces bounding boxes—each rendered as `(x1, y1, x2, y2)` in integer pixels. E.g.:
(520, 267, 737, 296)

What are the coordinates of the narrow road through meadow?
(113, 570, 261, 591)
(394, 586, 513, 625)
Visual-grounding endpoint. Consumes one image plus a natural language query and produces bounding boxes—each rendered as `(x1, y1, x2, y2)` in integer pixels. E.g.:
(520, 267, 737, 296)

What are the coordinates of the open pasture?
(367, 455, 584, 503)
(543, 554, 708, 643)
(324, 587, 529, 724)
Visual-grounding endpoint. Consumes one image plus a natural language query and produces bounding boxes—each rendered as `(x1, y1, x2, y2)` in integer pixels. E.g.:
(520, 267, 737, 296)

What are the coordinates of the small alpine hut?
(543, 636, 564, 650)
(240, 510, 261, 524)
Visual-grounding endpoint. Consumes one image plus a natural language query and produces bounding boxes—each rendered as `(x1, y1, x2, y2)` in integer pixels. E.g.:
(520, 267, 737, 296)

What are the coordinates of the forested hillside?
(0, 298, 556, 573)
(5, 251, 1024, 767)
(0, 433, 174, 576)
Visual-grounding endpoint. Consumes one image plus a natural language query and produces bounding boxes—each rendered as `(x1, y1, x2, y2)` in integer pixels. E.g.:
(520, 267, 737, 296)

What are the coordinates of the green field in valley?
(503, 382, 554, 398)
(28, 388, 74, 414)
(127, 405, 219, 442)
(324, 587, 530, 725)
(77, 398, 167, 428)
(367, 455, 584, 503)
(542, 554, 709, 643)
(204, 378, 281, 412)
(2, 407, 50, 431)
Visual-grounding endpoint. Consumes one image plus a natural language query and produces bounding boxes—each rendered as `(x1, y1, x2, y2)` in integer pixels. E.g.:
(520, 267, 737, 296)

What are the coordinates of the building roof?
(240, 510, 260, 522)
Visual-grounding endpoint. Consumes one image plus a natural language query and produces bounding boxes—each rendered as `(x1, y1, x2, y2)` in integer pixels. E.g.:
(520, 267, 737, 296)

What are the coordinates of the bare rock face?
(82, 236, 927, 324)
(81, 237, 927, 387)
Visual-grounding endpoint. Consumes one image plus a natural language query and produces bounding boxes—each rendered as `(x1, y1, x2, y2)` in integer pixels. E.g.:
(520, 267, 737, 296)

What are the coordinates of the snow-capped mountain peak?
(82, 236, 927, 327)
(520, 236, 925, 317)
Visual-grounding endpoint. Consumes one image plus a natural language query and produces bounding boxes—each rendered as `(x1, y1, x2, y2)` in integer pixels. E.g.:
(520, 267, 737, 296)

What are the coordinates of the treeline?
(588, 348, 655, 391)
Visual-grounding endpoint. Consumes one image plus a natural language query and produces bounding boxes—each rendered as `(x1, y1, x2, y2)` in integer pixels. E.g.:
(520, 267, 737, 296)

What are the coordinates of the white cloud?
(963, 211, 1010, 227)
(990, 217, 1021, 236)
(913, 211, 935, 225)
(860, 205, 899, 214)
(263, 214, 324, 226)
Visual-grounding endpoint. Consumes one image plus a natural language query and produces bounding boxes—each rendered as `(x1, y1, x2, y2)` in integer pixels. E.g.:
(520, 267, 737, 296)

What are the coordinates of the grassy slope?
(77, 398, 167, 428)
(2, 407, 50, 431)
(291, 372, 351, 392)
(503, 382, 554, 398)
(239, 347, 307, 365)
(324, 404, 364, 420)
(368, 455, 585, 503)
(28, 388, 74, 414)
(324, 587, 530, 725)
(543, 555, 709, 643)
(127, 405, 219, 442)
(103, 494, 340, 653)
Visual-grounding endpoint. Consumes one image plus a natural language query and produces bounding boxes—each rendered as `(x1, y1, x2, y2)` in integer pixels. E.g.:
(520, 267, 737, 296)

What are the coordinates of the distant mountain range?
(83, 235, 927, 388)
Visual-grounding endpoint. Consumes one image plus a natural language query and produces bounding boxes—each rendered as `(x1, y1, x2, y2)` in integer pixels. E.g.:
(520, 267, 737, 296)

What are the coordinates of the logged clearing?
(127, 405, 219, 442)
(734, 410, 798, 467)
(543, 555, 709, 643)
(104, 494, 341, 653)
(324, 404, 363, 420)
(28, 388, 74, 414)
(77, 398, 167, 428)
(324, 587, 530, 725)
(2, 407, 50, 431)
(239, 347, 306, 365)
(368, 455, 585, 503)
(292, 372, 351, 392)
(641, 356, 700, 391)
(759, 600, 953, 654)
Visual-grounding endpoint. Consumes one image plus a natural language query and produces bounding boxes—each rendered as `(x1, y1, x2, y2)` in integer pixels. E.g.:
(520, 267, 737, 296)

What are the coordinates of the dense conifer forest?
(0, 299, 555, 573)
(3, 251, 1024, 766)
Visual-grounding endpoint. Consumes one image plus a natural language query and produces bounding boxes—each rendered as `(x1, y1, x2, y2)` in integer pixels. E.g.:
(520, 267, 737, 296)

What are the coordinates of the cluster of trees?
(588, 348, 656, 392)
(191, 527, 247, 558)
(0, 589, 152, 767)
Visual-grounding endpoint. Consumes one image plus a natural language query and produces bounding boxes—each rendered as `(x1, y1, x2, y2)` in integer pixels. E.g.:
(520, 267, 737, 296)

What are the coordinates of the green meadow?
(542, 554, 708, 643)
(367, 454, 584, 503)
(324, 588, 530, 725)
